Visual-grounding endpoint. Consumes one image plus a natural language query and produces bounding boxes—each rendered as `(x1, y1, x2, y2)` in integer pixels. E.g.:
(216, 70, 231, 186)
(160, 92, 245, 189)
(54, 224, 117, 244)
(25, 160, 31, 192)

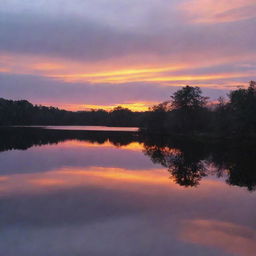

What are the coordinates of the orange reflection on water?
(121, 142, 144, 152)
(60, 140, 115, 148)
(0, 176, 9, 181)
(0, 165, 234, 198)
(0, 166, 176, 196)
(60, 167, 170, 185)
(181, 219, 256, 256)
(59, 140, 144, 151)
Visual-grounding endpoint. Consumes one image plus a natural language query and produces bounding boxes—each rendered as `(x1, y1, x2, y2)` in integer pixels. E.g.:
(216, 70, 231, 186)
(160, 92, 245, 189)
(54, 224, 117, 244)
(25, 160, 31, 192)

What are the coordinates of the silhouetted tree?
(168, 86, 209, 133)
(109, 106, 134, 126)
(2, 81, 256, 137)
(144, 101, 171, 132)
(227, 81, 256, 135)
(142, 81, 256, 137)
(171, 86, 208, 110)
(212, 96, 230, 135)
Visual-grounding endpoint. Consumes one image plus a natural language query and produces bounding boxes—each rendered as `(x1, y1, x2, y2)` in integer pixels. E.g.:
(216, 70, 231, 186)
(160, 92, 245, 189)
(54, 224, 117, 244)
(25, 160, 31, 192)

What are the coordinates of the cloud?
(0, 73, 231, 110)
(1, 6, 255, 63)
(0, 51, 255, 89)
(180, 0, 256, 24)
(0, 0, 255, 108)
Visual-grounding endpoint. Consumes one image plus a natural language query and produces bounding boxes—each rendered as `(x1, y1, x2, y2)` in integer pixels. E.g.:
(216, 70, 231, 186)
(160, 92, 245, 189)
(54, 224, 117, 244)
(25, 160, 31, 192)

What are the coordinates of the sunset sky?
(1, 0, 256, 111)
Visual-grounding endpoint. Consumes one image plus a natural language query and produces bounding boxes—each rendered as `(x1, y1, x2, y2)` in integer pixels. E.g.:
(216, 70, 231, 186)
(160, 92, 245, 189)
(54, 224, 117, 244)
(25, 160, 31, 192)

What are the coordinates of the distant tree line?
(1, 81, 256, 136)
(143, 81, 256, 137)
(0, 100, 145, 127)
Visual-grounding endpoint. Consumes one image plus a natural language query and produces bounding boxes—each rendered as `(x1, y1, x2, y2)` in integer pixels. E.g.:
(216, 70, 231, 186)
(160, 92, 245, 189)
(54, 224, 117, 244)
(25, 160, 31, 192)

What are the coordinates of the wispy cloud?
(180, 0, 256, 24)
(0, 0, 255, 109)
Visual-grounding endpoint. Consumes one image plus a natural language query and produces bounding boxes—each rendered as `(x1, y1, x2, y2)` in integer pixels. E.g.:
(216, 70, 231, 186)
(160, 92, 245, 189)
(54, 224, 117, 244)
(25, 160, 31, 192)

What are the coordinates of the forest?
(1, 81, 256, 137)
(0, 100, 145, 127)
(144, 81, 256, 137)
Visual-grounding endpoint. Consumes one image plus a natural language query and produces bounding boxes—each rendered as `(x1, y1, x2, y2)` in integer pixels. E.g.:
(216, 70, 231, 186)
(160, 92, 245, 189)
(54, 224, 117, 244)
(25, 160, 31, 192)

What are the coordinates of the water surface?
(0, 127, 255, 256)
(15, 125, 139, 132)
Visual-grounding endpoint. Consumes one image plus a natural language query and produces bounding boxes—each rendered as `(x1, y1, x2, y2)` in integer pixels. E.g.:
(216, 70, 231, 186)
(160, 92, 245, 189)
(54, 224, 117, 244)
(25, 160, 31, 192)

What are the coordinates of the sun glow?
(0, 51, 255, 111)
(1, 52, 255, 86)
(55, 102, 154, 112)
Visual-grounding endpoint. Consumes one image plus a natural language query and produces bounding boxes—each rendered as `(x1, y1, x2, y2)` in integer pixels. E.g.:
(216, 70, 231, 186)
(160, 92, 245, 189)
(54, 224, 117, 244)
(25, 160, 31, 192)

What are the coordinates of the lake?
(0, 127, 256, 256)
(15, 125, 139, 132)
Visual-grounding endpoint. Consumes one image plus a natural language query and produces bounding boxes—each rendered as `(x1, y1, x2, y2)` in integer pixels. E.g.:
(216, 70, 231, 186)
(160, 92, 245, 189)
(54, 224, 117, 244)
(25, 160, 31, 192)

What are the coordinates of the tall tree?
(228, 81, 256, 134)
(169, 86, 209, 133)
(171, 86, 208, 111)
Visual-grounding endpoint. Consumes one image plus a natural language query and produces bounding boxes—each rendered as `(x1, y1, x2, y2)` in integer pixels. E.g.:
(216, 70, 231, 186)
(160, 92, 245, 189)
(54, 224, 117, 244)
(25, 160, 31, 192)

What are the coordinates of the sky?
(0, 0, 256, 111)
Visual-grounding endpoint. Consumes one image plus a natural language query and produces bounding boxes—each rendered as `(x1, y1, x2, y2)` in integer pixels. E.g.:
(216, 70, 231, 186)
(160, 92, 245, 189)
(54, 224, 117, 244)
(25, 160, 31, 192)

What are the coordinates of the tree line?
(0, 100, 145, 127)
(144, 81, 256, 137)
(1, 81, 256, 136)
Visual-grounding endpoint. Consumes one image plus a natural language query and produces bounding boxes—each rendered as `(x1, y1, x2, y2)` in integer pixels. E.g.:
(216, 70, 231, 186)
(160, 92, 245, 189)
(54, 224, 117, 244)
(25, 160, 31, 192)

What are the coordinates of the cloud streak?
(0, 0, 255, 109)
(180, 0, 256, 24)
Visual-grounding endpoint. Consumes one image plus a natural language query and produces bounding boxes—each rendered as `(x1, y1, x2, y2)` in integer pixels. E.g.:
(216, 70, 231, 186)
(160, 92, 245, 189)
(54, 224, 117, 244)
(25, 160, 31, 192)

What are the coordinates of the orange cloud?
(33, 62, 65, 71)
(180, 0, 256, 24)
(0, 51, 255, 110)
(1, 51, 255, 86)
(0, 67, 10, 72)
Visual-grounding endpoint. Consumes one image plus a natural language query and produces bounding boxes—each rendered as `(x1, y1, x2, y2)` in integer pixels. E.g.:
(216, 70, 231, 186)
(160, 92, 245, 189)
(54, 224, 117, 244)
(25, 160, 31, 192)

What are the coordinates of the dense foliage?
(144, 81, 256, 136)
(0, 100, 145, 127)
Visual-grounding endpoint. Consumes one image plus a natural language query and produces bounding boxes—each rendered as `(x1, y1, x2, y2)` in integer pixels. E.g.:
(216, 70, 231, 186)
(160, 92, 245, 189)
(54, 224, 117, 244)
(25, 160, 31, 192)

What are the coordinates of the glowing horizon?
(0, 0, 255, 110)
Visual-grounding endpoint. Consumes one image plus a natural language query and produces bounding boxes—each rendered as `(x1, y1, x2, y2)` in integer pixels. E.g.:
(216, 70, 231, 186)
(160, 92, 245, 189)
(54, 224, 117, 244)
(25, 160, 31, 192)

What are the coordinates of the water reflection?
(144, 145, 207, 187)
(0, 127, 140, 152)
(1, 127, 256, 191)
(181, 219, 256, 256)
(0, 127, 256, 256)
(143, 135, 256, 191)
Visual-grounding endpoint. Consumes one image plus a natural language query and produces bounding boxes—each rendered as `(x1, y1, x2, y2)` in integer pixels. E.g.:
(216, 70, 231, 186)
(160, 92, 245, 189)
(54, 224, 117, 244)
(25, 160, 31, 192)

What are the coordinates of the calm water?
(16, 125, 139, 132)
(0, 127, 256, 256)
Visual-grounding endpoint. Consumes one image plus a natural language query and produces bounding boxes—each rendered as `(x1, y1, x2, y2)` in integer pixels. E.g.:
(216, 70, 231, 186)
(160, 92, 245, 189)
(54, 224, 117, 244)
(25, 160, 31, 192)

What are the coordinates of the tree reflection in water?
(143, 144, 207, 187)
(1, 127, 256, 191)
(143, 136, 256, 191)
